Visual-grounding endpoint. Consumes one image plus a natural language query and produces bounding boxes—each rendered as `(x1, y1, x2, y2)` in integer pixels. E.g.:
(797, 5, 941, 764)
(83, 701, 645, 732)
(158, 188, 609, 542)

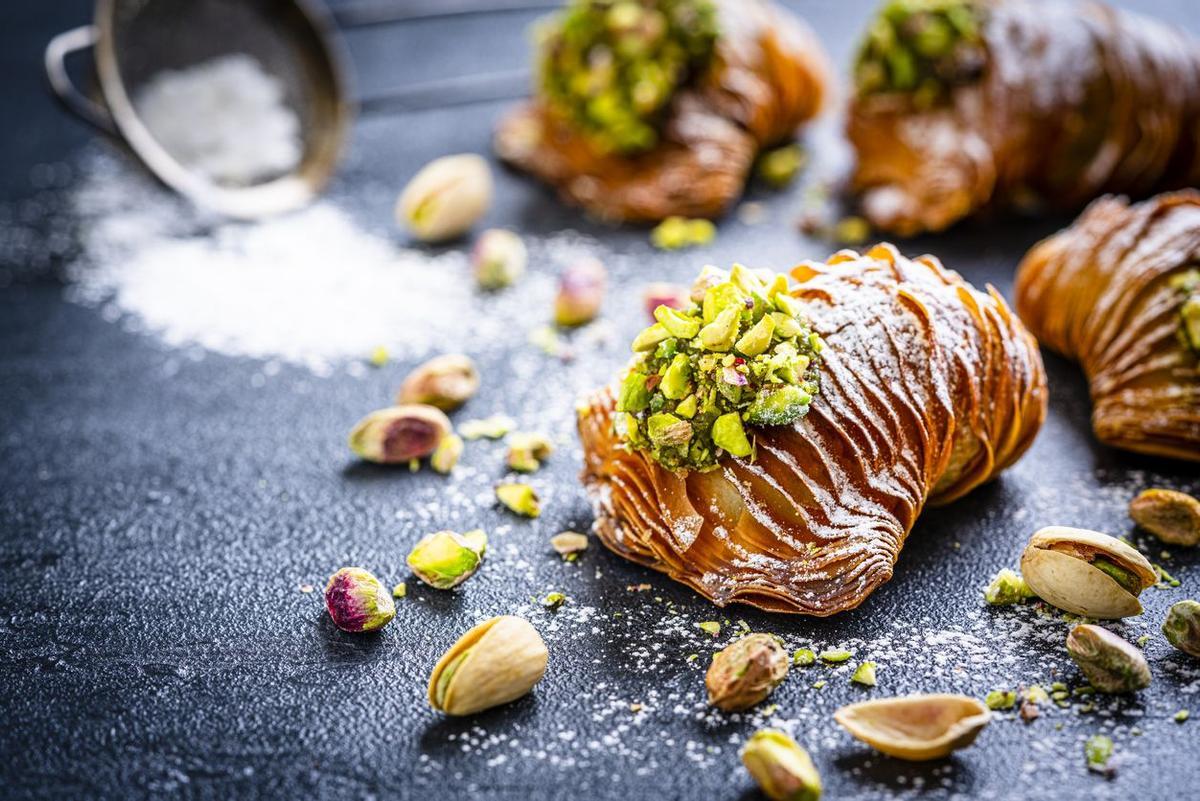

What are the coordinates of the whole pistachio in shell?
(324, 567, 396, 633)
(1129, 489, 1200, 547)
(1163, 600, 1200, 658)
(741, 728, 822, 801)
(397, 154, 493, 242)
(397, 354, 480, 411)
(1065, 624, 1151, 693)
(706, 633, 789, 711)
(427, 615, 548, 716)
(1019, 526, 1156, 619)
(834, 694, 991, 761)
(348, 404, 452, 464)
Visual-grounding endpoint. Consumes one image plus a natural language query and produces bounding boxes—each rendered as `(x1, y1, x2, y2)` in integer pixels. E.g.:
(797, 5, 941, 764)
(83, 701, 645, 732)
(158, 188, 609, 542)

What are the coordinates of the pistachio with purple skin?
(1163, 600, 1200, 658)
(706, 633, 790, 711)
(473, 228, 527, 290)
(325, 567, 396, 633)
(554, 258, 607, 327)
(397, 354, 480, 411)
(1065, 624, 1151, 693)
(348, 404, 452, 464)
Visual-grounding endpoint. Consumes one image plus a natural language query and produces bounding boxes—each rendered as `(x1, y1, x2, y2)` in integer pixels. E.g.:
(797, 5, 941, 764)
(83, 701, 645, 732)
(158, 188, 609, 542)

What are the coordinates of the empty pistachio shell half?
(1019, 526, 1156, 619)
(834, 694, 991, 761)
(427, 615, 548, 716)
(1129, 488, 1200, 546)
(1065, 624, 1151, 693)
(397, 154, 493, 242)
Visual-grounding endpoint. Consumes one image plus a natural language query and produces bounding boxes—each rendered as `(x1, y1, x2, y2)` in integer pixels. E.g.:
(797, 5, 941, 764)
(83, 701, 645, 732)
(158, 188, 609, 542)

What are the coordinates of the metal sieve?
(45, 0, 353, 219)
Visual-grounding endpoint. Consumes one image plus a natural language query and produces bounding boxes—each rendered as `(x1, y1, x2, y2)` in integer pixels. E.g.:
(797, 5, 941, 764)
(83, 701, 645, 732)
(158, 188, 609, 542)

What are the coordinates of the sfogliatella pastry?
(495, 0, 831, 222)
(578, 247, 1047, 614)
(847, 0, 1200, 236)
(1015, 191, 1200, 461)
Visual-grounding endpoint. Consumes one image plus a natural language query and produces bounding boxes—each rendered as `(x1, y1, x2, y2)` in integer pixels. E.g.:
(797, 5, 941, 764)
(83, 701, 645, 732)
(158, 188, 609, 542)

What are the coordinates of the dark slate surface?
(2, 1, 1199, 799)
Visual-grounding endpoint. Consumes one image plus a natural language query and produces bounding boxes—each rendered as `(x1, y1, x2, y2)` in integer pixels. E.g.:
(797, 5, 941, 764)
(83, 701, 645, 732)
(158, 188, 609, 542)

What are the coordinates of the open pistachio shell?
(427, 615, 548, 716)
(834, 694, 991, 761)
(1019, 526, 1156, 619)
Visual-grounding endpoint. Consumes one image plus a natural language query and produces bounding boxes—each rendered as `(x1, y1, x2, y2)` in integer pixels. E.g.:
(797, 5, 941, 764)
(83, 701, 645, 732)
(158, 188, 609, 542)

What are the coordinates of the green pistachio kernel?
(1181, 296, 1200, 354)
(647, 413, 693, 448)
(745, 385, 812, 427)
(407, 530, 483, 590)
(543, 591, 567, 609)
(617, 370, 653, 412)
(850, 662, 878, 686)
(698, 621, 721, 636)
(1176, 709, 1190, 723)
(756, 143, 807, 188)
(818, 648, 853, 664)
(496, 482, 541, 517)
(674, 394, 698, 419)
(702, 281, 746, 324)
(712, 412, 752, 457)
(661, 353, 693, 399)
(770, 311, 802, 338)
(793, 648, 816, 666)
(984, 568, 1035, 605)
(735, 313, 776, 357)
(655, 305, 702, 339)
(632, 323, 672, 352)
(1084, 734, 1113, 774)
(1092, 557, 1141, 594)
(985, 689, 1017, 710)
(700, 307, 741, 352)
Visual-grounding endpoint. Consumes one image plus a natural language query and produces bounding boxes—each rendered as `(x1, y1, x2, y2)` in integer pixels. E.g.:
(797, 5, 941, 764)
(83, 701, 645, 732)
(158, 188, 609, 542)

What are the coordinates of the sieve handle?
(44, 25, 116, 135)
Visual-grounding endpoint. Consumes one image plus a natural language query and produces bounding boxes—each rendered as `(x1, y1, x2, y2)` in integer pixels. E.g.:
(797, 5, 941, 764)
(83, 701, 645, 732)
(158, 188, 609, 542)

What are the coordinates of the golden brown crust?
(1014, 191, 1200, 461)
(495, 0, 831, 223)
(579, 245, 1047, 614)
(848, 0, 1200, 236)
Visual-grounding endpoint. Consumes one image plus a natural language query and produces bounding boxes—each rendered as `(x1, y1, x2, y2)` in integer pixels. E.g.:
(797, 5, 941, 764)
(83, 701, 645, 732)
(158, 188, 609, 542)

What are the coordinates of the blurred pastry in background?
(1015, 191, 1200, 462)
(847, 0, 1200, 236)
(495, 0, 831, 223)
(577, 246, 1046, 614)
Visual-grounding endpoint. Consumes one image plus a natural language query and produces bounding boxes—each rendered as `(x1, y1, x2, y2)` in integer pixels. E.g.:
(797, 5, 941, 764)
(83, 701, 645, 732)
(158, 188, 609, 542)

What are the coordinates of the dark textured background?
(2, 1, 1199, 799)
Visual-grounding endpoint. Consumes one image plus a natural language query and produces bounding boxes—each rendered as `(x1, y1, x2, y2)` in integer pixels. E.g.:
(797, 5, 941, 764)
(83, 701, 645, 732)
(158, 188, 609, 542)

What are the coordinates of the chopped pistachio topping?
(985, 689, 1016, 710)
(615, 265, 823, 471)
(793, 648, 816, 666)
(496, 482, 541, 517)
(651, 216, 717, 250)
(697, 621, 721, 636)
(984, 568, 1035, 605)
(818, 648, 853, 664)
(538, 0, 718, 155)
(1084, 734, 1113, 774)
(756, 144, 807, 188)
(854, 0, 987, 107)
(850, 662, 878, 686)
(1171, 268, 1200, 355)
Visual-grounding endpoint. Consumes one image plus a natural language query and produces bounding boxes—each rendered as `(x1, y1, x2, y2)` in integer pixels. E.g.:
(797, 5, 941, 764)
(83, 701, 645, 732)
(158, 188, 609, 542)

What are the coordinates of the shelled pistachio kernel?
(459, 414, 514, 440)
(1065, 624, 1151, 693)
(397, 353, 480, 411)
(651, 216, 717, 250)
(496, 482, 540, 517)
(741, 729, 821, 801)
(1085, 734, 1113, 775)
(472, 228, 526, 289)
(554, 257, 606, 327)
(392, 582, 407, 599)
(550, 531, 588, 560)
(818, 648, 852, 664)
(697, 621, 721, 636)
(1163, 599, 1200, 658)
(542, 591, 567, 609)
(506, 432, 554, 473)
(984, 568, 1035, 605)
(407, 530, 485, 590)
(984, 689, 1016, 710)
(428, 615, 548, 716)
(616, 264, 822, 471)
(793, 648, 816, 666)
(851, 662, 878, 686)
(348, 404, 452, 465)
(397, 153, 492, 242)
(430, 434, 464, 474)
(706, 633, 789, 711)
(1129, 488, 1200, 546)
(324, 567, 396, 633)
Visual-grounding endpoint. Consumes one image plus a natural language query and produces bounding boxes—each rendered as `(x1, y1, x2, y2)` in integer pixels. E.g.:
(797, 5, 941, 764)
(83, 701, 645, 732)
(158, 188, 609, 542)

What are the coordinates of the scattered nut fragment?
(459, 414, 515, 440)
(641, 282, 690, 320)
(1018, 686, 1048, 723)
(324, 567, 396, 633)
(430, 434, 464, 474)
(472, 228, 526, 290)
(397, 153, 492, 242)
(348, 404, 452, 465)
(793, 648, 816, 666)
(406, 530, 486, 589)
(706, 633, 789, 711)
(1019, 526, 1156, 619)
(833, 216, 871, 246)
(550, 531, 588, 560)
(834, 694, 990, 761)
(756, 143, 807, 188)
(697, 621, 721, 636)
(818, 648, 852, 664)
(397, 354, 480, 411)
(984, 689, 1016, 710)
(392, 582, 407, 599)
(1084, 734, 1114, 777)
(850, 662, 878, 687)
(984, 568, 1035, 605)
(1129, 488, 1200, 546)
(1176, 709, 1191, 723)
(741, 729, 822, 801)
(554, 258, 607, 327)
(368, 345, 389, 367)
(1066, 624, 1151, 693)
(506, 432, 554, 473)
(1162, 599, 1200, 657)
(651, 216, 717, 250)
(496, 482, 540, 517)
(542, 591, 566, 609)
(427, 615, 548, 716)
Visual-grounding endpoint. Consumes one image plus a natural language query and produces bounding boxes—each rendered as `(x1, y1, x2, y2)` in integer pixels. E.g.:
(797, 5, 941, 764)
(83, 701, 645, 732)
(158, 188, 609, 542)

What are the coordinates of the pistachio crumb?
(811, 680, 827, 690)
(368, 345, 389, 367)
(299, 583, 314, 593)
(697, 621, 721, 637)
(1136, 634, 1151, 647)
(459, 414, 515, 440)
(686, 653, 699, 663)
(850, 662, 878, 687)
(1176, 709, 1190, 723)
(984, 568, 1035, 605)
(392, 582, 407, 598)
(1084, 734, 1114, 776)
(818, 648, 853, 664)
(985, 689, 1017, 710)
(793, 648, 816, 666)
(495, 482, 540, 517)
(542, 591, 567, 609)
(629, 703, 644, 713)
